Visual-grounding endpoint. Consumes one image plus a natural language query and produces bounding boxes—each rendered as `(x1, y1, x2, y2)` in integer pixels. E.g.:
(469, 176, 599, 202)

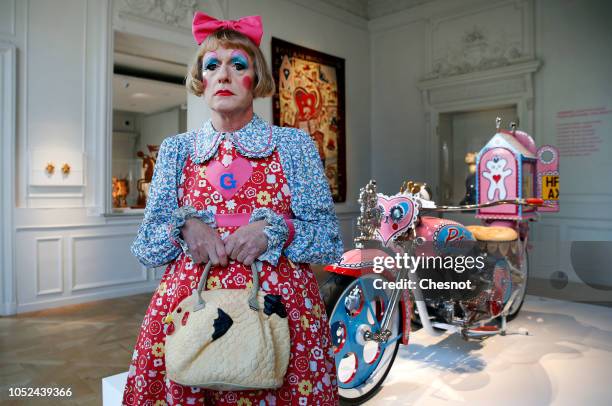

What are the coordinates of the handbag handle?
(192, 261, 262, 312)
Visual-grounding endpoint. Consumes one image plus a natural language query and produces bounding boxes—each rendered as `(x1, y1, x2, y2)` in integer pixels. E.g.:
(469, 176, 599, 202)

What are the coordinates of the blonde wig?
(186, 29, 275, 98)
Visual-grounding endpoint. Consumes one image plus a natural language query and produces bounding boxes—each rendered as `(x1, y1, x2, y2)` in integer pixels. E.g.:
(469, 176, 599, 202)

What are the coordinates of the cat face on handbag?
(165, 293, 287, 341)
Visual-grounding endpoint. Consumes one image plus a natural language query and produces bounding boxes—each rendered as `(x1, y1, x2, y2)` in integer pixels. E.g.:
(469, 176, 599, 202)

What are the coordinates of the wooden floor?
(0, 293, 153, 405)
(0, 266, 330, 405)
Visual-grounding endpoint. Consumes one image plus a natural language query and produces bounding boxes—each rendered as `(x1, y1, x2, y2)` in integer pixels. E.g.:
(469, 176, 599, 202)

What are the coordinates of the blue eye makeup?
(203, 57, 220, 71)
(201, 51, 249, 73)
(230, 54, 249, 71)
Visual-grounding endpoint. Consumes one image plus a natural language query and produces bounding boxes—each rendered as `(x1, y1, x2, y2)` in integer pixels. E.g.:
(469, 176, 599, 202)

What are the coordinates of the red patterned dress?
(123, 115, 342, 406)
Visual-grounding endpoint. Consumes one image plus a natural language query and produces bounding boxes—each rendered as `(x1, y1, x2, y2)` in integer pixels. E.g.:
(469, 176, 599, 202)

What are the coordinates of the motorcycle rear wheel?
(505, 251, 529, 321)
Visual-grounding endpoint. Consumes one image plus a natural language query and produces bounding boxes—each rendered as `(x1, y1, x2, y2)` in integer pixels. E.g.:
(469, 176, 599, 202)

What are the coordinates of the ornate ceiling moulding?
(115, 0, 197, 30)
(367, 0, 434, 20)
(422, 0, 536, 81)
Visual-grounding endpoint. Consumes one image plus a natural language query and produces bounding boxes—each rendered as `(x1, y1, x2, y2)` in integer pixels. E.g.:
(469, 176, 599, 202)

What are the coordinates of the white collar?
(193, 114, 276, 163)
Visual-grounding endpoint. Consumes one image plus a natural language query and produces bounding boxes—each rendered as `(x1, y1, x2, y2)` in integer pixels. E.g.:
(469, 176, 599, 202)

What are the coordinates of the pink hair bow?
(192, 11, 263, 47)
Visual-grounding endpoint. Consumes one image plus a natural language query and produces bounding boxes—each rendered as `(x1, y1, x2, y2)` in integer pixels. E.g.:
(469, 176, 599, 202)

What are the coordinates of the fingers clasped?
(223, 233, 265, 266)
(182, 220, 268, 267)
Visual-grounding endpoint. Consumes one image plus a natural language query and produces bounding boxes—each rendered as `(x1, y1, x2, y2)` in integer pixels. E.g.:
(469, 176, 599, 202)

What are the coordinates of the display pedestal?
(100, 296, 612, 405)
(375, 295, 612, 405)
(102, 371, 127, 406)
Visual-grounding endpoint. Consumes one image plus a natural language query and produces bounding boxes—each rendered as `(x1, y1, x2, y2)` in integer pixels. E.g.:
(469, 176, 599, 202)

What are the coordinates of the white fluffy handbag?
(165, 261, 290, 390)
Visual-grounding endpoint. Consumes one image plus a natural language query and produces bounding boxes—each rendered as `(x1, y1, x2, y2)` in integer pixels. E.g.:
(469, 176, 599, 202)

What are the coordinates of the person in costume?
(122, 11, 343, 406)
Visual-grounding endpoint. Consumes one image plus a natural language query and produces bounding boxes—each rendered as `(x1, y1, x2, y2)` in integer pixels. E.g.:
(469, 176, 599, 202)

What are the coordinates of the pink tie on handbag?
(192, 11, 263, 46)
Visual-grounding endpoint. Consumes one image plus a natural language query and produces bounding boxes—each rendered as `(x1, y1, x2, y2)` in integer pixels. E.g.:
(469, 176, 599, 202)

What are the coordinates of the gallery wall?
(1, 0, 610, 314)
(532, 0, 612, 292)
(369, 0, 612, 290)
(1, 0, 368, 314)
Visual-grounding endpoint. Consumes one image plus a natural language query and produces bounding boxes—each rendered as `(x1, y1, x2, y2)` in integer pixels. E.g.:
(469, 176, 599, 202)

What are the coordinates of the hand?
(181, 218, 228, 266)
(223, 220, 268, 266)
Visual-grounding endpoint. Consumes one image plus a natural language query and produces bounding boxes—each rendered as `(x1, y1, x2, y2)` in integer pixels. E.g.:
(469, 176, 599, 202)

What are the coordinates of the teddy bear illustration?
(482, 156, 512, 200)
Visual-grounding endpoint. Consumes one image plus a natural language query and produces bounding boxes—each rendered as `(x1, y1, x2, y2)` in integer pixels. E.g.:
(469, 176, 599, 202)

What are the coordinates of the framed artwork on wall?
(271, 37, 346, 203)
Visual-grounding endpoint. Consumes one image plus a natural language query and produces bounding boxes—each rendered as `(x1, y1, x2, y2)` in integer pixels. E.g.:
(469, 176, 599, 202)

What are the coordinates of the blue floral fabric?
(131, 114, 344, 268)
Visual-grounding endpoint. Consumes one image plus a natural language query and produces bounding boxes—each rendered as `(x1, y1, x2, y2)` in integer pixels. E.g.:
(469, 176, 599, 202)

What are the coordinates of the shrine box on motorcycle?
(476, 130, 559, 220)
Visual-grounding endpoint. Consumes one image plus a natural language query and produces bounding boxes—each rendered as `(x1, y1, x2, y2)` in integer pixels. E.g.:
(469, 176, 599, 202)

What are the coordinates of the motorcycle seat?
(466, 225, 518, 242)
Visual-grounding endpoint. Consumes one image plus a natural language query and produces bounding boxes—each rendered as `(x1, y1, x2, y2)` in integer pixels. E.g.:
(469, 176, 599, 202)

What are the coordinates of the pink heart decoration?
(375, 195, 416, 246)
(294, 87, 320, 121)
(205, 157, 253, 199)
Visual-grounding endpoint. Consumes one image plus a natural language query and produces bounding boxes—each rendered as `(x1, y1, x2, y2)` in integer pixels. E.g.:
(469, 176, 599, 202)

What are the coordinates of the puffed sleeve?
(131, 136, 215, 268)
(253, 129, 344, 265)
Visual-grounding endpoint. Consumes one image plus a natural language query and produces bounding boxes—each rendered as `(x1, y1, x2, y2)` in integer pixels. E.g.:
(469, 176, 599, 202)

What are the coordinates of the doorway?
(438, 106, 518, 205)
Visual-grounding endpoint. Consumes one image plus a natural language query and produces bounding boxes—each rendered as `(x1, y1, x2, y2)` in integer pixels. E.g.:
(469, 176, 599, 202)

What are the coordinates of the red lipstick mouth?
(215, 89, 234, 96)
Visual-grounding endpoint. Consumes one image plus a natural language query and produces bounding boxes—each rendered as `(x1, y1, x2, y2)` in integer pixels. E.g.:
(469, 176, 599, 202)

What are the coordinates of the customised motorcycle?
(321, 121, 559, 404)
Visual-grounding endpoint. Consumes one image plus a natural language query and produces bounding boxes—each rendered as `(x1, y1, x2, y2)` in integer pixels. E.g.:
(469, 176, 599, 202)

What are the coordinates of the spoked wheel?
(506, 250, 529, 321)
(327, 274, 402, 404)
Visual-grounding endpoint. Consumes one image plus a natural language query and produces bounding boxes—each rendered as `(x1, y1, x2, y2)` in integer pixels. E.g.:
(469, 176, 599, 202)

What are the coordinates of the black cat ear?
(275, 302, 288, 318)
(264, 294, 280, 304)
(263, 294, 288, 318)
(212, 308, 233, 341)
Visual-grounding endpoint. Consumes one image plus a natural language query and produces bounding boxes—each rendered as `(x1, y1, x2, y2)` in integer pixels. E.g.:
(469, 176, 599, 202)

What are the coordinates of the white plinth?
(101, 296, 612, 405)
(102, 371, 128, 406)
(368, 295, 612, 405)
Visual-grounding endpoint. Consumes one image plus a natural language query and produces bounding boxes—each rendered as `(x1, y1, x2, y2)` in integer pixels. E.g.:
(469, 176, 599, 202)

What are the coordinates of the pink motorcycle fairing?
(415, 216, 476, 256)
(324, 248, 391, 277)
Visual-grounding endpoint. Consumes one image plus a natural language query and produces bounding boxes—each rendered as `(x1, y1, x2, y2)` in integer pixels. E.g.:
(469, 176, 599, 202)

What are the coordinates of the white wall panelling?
(70, 233, 147, 292)
(1, 43, 16, 315)
(530, 221, 560, 280)
(284, 0, 368, 29)
(16, 0, 28, 209)
(530, 0, 612, 287)
(26, 0, 87, 206)
(423, 0, 535, 80)
(368, 0, 495, 33)
(87, 0, 112, 216)
(0, 0, 16, 38)
(152, 266, 166, 281)
(35, 237, 63, 295)
(114, 0, 197, 30)
(112, 0, 199, 49)
(29, 149, 85, 187)
(531, 218, 612, 290)
(15, 224, 157, 314)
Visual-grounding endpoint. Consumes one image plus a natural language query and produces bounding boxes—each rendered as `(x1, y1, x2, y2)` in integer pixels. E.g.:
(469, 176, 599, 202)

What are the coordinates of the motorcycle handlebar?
(424, 197, 553, 212)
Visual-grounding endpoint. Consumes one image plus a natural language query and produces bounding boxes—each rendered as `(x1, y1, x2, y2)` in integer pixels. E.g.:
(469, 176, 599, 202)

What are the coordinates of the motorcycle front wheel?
(324, 273, 403, 404)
